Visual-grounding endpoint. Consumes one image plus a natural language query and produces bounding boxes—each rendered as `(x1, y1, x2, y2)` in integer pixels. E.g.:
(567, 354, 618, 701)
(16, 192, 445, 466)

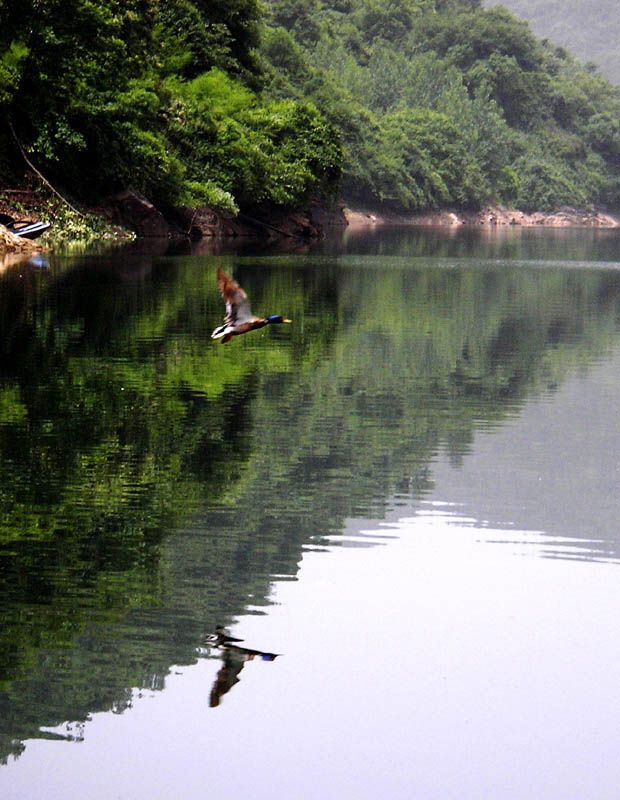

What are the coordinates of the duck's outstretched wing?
(217, 269, 255, 325)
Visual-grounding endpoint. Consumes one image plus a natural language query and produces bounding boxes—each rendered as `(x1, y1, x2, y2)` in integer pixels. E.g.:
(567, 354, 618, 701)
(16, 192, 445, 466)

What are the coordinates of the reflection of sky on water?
(426, 349, 620, 563)
(322, 347, 620, 564)
(6, 502, 620, 800)
(391, 503, 615, 563)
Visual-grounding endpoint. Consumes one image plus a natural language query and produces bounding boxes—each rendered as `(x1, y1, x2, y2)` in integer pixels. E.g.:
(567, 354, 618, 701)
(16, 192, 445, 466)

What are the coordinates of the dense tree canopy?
(260, 0, 620, 212)
(1, 0, 620, 215)
(0, 0, 341, 213)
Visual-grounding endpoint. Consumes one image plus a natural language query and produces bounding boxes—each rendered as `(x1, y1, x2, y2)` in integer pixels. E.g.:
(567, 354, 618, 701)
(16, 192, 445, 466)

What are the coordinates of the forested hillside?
(2, 0, 620, 218)
(484, 1, 620, 85)
(261, 0, 620, 212)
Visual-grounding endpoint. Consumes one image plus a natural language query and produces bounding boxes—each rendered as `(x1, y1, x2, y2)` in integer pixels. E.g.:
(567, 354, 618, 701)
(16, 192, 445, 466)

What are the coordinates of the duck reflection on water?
(205, 626, 279, 707)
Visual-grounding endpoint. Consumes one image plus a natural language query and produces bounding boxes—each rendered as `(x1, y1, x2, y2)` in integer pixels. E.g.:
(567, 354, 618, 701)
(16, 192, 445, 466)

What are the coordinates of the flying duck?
(211, 268, 291, 343)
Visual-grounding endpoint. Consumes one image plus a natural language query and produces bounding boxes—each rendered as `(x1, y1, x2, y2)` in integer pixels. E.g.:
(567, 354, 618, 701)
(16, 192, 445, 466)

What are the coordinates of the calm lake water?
(1, 225, 620, 799)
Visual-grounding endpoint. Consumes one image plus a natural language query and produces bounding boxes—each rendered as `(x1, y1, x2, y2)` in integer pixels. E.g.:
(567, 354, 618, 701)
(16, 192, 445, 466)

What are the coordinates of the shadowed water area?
(1, 226, 620, 798)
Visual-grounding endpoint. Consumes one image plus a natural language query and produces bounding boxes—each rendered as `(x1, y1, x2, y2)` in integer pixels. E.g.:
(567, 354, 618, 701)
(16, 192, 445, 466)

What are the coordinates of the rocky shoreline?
(107, 194, 620, 241)
(344, 205, 620, 229)
(2, 187, 620, 257)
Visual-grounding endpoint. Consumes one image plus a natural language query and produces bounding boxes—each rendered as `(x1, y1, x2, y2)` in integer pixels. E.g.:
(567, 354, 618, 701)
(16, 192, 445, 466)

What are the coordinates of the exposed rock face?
(112, 190, 170, 237)
(174, 202, 346, 239)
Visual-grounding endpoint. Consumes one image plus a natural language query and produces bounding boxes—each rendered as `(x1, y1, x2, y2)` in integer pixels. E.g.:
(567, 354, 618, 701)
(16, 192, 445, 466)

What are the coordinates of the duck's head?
(267, 315, 291, 324)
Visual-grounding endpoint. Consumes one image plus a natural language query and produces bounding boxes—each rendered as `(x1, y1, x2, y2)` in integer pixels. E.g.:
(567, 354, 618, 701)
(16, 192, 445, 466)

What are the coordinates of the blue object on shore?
(0, 212, 51, 240)
(11, 221, 52, 239)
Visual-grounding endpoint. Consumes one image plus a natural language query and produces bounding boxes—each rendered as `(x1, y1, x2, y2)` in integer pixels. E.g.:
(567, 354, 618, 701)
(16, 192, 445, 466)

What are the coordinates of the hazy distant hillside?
(484, 1, 620, 84)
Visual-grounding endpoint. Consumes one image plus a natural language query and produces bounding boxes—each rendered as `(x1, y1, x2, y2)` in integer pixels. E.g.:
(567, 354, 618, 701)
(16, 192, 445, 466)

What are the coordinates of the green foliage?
(153, 0, 263, 83)
(0, 0, 342, 214)
(244, 101, 343, 205)
(165, 68, 342, 209)
(178, 68, 259, 117)
(39, 207, 133, 246)
(0, 41, 28, 105)
(268, 0, 323, 44)
(183, 181, 239, 216)
(261, 27, 307, 84)
(352, 0, 426, 46)
(369, 108, 487, 210)
(585, 113, 620, 161)
(512, 153, 584, 211)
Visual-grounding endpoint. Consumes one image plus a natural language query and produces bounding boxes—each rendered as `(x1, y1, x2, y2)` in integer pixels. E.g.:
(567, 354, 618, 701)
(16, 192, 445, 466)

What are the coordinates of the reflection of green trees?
(226, 262, 620, 537)
(1, 242, 620, 760)
(0, 254, 336, 545)
(0, 251, 341, 757)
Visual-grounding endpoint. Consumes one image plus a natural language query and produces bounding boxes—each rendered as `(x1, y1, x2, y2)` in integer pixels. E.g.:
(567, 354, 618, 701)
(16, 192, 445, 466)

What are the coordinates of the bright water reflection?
(1, 226, 620, 798)
(5, 509, 620, 800)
